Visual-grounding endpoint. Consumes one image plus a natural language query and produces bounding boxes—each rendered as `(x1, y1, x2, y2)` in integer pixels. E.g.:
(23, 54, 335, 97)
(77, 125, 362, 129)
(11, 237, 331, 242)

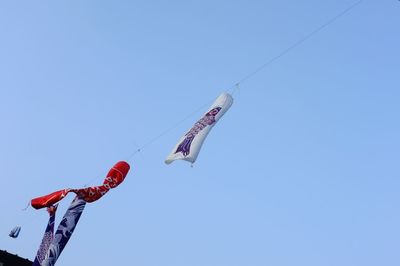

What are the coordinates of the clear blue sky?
(1, 1, 399, 265)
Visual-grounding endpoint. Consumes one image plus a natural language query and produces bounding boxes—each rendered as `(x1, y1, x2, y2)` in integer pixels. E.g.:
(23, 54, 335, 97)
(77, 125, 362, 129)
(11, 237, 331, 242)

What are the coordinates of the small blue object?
(9, 226, 21, 238)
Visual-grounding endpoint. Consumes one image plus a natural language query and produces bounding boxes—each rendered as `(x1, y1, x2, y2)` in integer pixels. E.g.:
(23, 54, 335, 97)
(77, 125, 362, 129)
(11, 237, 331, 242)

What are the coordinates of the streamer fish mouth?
(105, 161, 130, 188)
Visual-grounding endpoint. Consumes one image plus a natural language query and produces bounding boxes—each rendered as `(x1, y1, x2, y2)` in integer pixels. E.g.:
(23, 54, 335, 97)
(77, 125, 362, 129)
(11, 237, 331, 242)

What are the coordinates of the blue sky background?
(1, 1, 399, 265)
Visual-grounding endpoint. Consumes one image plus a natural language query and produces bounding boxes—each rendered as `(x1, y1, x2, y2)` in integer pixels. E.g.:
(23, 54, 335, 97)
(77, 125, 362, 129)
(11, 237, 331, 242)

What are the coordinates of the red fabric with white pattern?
(31, 161, 130, 209)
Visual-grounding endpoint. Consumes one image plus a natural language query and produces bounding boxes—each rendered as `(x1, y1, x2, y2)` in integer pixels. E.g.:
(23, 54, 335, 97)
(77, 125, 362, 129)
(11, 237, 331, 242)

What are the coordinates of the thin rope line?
(228, 0, 364, 91)
(21, 201, 31, 211)
(125, 0, 364, 163)
(81, 0, 364, 185)
(230, 83, 241, 96)
(83, 169, 108, 187)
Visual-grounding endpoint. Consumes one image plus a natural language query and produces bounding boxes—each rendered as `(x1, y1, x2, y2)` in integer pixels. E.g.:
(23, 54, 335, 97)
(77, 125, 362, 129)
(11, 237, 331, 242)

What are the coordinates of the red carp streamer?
(31, 161, 130, 209)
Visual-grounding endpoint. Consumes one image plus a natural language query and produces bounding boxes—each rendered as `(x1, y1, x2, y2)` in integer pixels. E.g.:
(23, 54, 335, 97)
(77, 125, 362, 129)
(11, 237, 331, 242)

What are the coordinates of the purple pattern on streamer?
(41, 196, 86, 266)
(32, 208, 56, 266)
(175, 107, 221, 157)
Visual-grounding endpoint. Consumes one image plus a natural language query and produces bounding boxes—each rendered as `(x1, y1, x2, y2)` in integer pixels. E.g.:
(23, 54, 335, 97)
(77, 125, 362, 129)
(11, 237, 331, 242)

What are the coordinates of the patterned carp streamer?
(40, 197, 86, 266)
(31, 161, 130, 209)
(31, 161, 130, 265)
(33, 205, 58, 266)
(175, 107, 221, 156)
(165, 92, 233, 164)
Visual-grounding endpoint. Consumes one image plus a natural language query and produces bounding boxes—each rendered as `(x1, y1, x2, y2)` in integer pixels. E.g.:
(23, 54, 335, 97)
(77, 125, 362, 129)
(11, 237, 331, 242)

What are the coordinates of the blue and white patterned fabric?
(41, 196, 86, 266)
(32, 206, 57, 265)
